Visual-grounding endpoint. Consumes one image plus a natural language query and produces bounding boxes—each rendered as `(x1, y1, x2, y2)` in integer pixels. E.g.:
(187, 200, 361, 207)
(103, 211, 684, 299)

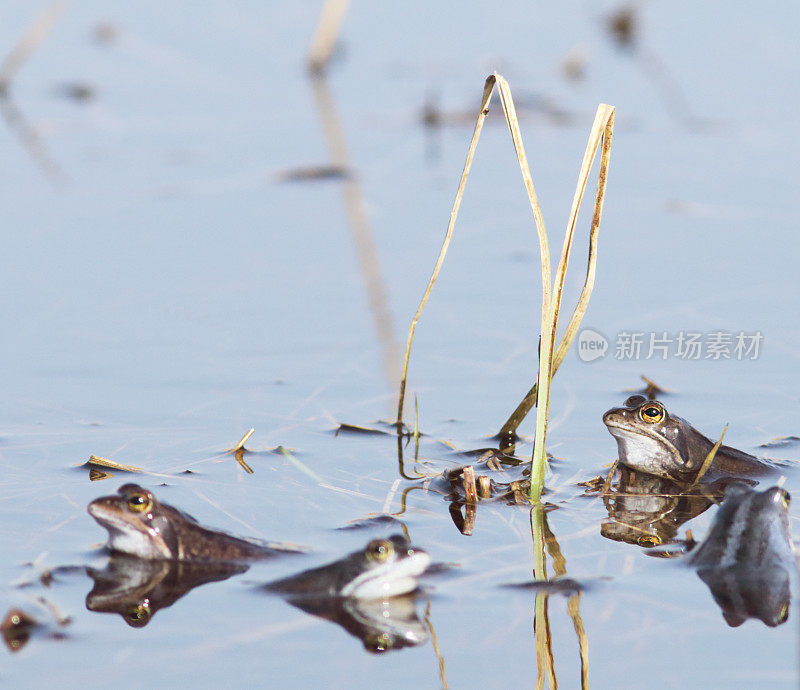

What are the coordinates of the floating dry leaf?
(82, 455, 143, 473)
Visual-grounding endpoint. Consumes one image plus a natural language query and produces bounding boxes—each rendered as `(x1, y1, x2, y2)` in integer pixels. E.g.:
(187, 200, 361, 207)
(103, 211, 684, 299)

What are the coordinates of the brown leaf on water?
(82, 455, 144, 474)
(334, 423, 390, 437)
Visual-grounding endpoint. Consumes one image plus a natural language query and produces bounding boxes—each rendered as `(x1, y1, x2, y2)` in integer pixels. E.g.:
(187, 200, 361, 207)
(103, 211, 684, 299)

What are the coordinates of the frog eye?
(124, 602, 151, 627)
(637, 534, 662, 547)
(364, 631, 394, 653)
(366, 539, 395, 564)
(774, 489, 791, 509)
(638, 402, 665, 424)
(126, 491, 152, 514)
(777, 602, 790, 624)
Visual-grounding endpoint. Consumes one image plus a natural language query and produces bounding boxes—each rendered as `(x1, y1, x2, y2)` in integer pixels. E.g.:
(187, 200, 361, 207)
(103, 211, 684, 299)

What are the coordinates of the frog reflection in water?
(88, 484, 303, 561)
(690, 485, 795, 627)
(603, 395, 777, 482)
(600, 464, 728, 548)
(86, 555, 248, 627)
(265, 535, 432, 653)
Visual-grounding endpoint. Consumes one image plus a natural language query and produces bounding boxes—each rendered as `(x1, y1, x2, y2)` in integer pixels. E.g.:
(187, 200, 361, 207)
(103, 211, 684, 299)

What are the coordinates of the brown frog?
(603, 395, 777, 482)
(88, 484, 303, 562)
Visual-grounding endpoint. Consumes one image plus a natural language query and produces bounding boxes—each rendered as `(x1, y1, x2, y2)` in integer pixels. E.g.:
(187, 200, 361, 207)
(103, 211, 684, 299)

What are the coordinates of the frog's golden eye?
(366, 539, 394, 563)
(776, 489, 791, 509)
(126, 491, 152, 514)
(639, 403, 665, 424)
(638, 534, 662, 547)
(778, 602, 790, 624)
(124, 602, 151, 627)
(364, 631, 393, 653)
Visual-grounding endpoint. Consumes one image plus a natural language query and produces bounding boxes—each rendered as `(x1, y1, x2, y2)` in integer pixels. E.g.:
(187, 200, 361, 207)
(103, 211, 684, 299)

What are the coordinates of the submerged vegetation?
(396, 72, 615, 502)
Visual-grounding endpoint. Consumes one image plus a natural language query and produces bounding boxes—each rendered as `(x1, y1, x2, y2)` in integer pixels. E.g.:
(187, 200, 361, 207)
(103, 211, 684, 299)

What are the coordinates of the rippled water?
(2, 1, 799, 687)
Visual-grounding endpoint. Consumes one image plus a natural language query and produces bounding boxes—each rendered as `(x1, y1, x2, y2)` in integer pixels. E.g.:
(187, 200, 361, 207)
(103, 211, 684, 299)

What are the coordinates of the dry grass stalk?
(85, 455, 143, 473)
(461, 465, 478, 504)
(230, 428, 255, 452)
(532, 505, 555, 688)
(535, 506, 589, 689)
(394, 72, 614, 504)
(396, 75, 496, 430)
(529, 104, 615, 500)
(602, 460, 619, 494)
(307, 0, 351, 73)
(690, 425, 727, 486)
(568, 593, 590, 690)
(458, 502, 477, 536)
(499, 105, 614, 445)
(234, 450, 254, 474)
(477, 475, 492, 498)
(0, 2, 66, 93)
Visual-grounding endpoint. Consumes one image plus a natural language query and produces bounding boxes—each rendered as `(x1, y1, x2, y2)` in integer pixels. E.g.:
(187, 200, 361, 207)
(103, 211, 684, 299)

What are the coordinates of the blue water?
(1, 1, 798, 687)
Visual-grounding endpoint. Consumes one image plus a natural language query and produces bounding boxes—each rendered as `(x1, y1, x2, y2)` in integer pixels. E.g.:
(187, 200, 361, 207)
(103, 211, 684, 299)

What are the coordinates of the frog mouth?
(88, 502, 172, 559)
(604, 421, 685, 477)
(340, 551, 431, 600)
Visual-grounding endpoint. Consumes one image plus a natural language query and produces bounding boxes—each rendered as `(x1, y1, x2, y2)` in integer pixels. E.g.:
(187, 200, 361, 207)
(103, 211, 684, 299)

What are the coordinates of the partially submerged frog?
(88, 484, 303, 562)
(265, 536, 430, 651)
(690, 485, 795, 627)
(265, 535, 430, 600)
(603, 395, 776, 481)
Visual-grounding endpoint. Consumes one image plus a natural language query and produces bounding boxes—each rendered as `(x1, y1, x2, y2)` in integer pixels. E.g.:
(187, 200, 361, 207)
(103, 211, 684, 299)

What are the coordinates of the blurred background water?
(1, 1, 798, 687)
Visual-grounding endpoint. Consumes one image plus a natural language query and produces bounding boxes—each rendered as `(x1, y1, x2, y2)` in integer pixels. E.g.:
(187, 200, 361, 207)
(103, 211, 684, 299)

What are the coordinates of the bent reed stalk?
(396, 72, 615, 502)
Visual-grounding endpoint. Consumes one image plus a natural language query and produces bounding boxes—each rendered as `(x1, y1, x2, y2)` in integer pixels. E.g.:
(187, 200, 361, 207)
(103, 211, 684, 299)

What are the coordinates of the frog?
(689, 484, 795, 627)
(603, 395, 776, 482)
(88, 484, 304, 562)
(265, 535, 430, 600)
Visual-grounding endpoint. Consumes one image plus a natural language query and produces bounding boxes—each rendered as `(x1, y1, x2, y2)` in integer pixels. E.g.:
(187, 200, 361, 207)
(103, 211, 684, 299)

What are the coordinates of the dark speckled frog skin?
(88, 484, 304, 562)
(603, 395, 776, 481)
(690, 485, 796, 627)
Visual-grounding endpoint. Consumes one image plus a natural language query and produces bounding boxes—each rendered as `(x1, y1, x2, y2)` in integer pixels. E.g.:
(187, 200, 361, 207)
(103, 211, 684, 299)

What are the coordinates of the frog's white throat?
(89, 504, 172, 560)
